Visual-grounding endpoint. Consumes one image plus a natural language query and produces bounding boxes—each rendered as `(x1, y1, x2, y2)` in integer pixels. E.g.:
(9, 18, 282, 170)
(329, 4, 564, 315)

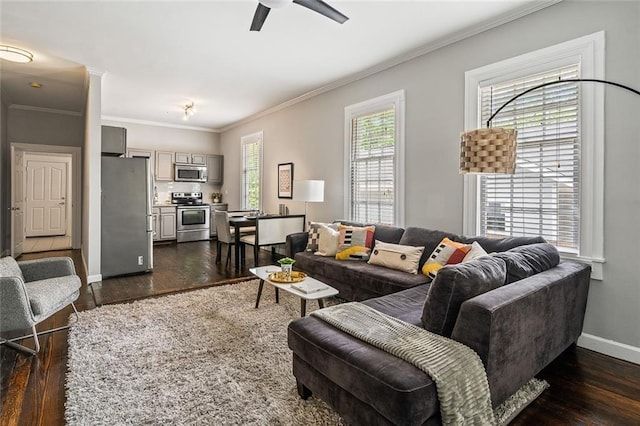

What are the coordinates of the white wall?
(220, 1, 640, 362)
(83, 70, 103, 283)
(101, 120, 222, 204)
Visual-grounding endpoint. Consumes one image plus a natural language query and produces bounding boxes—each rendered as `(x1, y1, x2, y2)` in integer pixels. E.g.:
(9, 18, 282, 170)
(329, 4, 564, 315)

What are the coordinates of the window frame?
(343, 90, 406, 226)
(240, 131, 263, 211)
(463, 32, 605, 279)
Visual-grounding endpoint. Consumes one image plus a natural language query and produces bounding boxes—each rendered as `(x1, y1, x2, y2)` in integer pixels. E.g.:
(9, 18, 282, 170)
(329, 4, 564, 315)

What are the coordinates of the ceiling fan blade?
(292, 0, 349, 24)
(250, 3, 271, 31)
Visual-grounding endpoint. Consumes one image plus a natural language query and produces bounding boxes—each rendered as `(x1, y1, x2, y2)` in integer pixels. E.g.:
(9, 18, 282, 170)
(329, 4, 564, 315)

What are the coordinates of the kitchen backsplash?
(155, 181, 221, 204)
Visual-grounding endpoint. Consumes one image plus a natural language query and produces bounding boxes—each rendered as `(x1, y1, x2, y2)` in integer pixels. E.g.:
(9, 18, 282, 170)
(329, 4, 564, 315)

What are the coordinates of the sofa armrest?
(451, 261, 590, 406)
(0, 277, 36, 331)
(19, 257, 77, 282)
(286, 232, 309, 258)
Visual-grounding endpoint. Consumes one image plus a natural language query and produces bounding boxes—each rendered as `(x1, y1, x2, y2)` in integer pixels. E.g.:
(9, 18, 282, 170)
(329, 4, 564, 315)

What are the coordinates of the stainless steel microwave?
(175, 163, 208, 182)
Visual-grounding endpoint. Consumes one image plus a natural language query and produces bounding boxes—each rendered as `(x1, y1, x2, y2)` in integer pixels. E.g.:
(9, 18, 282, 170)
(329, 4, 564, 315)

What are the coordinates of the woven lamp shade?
(459, 128, 517, 174)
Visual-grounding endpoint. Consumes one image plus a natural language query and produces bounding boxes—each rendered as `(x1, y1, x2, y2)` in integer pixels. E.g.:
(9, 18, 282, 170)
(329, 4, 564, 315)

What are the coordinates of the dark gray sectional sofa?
(286, 224, 591, 425)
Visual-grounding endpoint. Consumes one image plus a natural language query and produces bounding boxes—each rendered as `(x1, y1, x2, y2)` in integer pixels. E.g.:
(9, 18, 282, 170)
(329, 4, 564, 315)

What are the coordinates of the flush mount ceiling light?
(29, 82, 42, 89)
(183, 102, 196, 121)
(0, 45, 34, 63)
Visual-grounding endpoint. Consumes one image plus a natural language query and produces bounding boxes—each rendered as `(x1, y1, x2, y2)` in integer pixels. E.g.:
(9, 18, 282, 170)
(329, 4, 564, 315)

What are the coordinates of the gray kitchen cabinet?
(153, 206, 177, 241)
(155, 151, 174, 181)
(207, 154, 224, 184)
(101, 125, 127, 155)
(175, 152, 190, 163)
(191, 153, 206, 165)
(127, 148, 154, 175)
(152, 208, 159, 241)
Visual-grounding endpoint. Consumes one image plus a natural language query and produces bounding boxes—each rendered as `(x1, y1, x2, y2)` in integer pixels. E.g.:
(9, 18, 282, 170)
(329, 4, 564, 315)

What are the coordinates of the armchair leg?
(1, 302, 79, 356)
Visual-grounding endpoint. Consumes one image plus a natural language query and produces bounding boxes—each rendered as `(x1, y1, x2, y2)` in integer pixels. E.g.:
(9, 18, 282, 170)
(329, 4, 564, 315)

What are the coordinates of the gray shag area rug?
(65, 279, 547, 425)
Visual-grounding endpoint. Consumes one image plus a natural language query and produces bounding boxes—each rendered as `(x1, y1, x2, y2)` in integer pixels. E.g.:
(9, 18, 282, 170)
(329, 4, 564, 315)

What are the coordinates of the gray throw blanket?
(311, 302, 496, 426)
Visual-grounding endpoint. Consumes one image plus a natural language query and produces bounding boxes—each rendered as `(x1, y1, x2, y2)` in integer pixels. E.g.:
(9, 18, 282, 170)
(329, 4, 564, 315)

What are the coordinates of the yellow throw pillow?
(368, 241, 424, 274)
(335, 225, 375, 261)
(422, 238, 471, 280)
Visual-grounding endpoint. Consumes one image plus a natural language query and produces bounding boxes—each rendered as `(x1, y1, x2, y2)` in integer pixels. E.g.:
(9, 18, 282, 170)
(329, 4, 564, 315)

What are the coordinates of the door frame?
(11, 143, 82, 253)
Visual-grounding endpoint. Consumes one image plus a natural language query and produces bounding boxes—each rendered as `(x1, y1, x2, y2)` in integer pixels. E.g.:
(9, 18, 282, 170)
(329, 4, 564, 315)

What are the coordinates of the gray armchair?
(0, 256, 81, 355)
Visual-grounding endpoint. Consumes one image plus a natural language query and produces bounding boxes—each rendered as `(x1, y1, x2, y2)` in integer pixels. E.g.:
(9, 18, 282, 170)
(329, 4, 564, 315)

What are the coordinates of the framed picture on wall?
(278, 162, 294, 199)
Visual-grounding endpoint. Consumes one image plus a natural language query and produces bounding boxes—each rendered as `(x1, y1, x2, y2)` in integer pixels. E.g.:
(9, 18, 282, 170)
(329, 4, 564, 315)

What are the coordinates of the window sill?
(560, 253, 605, 280)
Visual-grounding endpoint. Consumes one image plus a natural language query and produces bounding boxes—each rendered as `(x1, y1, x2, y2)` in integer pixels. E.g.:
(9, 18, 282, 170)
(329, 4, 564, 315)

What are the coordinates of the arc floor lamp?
(460, 79, 640, 174)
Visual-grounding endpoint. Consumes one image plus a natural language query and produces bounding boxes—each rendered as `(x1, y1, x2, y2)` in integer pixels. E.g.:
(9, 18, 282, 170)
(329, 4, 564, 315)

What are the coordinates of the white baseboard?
(80, 250, 102, 284)
(86, 274, 102, 284)
(578, 333, 640, 365)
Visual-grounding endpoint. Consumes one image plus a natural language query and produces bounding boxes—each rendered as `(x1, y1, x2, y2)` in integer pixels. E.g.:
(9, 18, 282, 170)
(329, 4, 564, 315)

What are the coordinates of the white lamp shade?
(293, 180, 324, 202)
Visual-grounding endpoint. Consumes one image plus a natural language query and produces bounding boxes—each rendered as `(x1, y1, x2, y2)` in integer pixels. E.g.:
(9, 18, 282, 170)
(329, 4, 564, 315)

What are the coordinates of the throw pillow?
(335, 225, 375, 261)
(367, 241, 424, 274)
(421, 238, 471, 280)
(314, 224, 341, 256)
(422, 256, 507, 337)
(305, 222, 340, 252)
(462, 241, 488, 262)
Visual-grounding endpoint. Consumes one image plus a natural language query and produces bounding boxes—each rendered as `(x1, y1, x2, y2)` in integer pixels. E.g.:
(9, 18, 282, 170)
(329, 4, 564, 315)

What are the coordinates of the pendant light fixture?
(0, 45, 34, 63)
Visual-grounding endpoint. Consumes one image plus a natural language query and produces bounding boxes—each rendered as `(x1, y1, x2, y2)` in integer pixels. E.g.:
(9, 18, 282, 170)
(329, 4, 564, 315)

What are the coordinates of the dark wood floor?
(1, 241, 639, 425)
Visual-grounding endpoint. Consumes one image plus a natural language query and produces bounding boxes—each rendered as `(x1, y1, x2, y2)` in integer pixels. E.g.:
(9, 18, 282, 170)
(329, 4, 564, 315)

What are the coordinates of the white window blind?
(241, 134, 262, 210)
(349, 108, 395, 224)
(479, 65, 581, 253)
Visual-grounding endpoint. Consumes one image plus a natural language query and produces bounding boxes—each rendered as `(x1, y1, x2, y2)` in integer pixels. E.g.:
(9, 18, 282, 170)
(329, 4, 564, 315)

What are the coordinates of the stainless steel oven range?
(171, 192, 211, 243)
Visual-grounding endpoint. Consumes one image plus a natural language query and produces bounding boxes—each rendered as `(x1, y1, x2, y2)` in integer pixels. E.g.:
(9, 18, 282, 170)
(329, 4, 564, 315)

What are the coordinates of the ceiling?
(0, 1, 550, 132)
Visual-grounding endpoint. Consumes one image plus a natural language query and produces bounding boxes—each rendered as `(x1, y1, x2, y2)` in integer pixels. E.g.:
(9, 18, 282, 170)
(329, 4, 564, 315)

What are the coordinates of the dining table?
(228, 215, 258, 269)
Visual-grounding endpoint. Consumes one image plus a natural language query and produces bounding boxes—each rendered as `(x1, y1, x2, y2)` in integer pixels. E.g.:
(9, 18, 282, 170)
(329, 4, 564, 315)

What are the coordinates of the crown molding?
(220, 0, 561, 133)
(102, 115, 220, 133)
(85, 66, 105, 77)
(9, 104, 83, 117)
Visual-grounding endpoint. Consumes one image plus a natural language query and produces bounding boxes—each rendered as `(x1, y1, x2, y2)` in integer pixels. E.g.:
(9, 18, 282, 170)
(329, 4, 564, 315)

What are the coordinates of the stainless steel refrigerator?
(101, 156, 153, 278)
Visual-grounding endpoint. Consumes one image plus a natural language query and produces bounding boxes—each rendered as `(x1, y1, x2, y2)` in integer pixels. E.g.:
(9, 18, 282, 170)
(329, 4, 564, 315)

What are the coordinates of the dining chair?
(240, 214, 306, 266)
(215, 211, 245, 267)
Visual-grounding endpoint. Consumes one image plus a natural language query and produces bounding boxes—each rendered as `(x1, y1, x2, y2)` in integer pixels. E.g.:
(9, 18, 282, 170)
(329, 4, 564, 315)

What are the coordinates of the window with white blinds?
(478, 65, 581, 253)
(349, 108, 396, 224)
(345, 91, 405, 225)
(241, 132, 262, 210)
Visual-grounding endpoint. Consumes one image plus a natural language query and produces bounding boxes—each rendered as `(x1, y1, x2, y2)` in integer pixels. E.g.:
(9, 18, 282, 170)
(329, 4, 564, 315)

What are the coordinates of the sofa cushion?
(288, 285, 440, 425)
(335, 221, 405, 245)
(335, 225, 375, 261)
(0, 257, 24, 281)
(399, 227, 463, 269)
(422, 237, 471, 280)
(368, 241, 424, 274)
(460, 235, 546, 253)
(422, 256, 507, 337)
(492, 243, 560, 284)
(294, 252, 429, 300)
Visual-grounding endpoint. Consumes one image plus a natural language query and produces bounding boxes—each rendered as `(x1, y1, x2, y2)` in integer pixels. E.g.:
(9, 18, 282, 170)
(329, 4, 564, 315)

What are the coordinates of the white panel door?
(26, 160, 67, 237)
(11, 150, 25, 257)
